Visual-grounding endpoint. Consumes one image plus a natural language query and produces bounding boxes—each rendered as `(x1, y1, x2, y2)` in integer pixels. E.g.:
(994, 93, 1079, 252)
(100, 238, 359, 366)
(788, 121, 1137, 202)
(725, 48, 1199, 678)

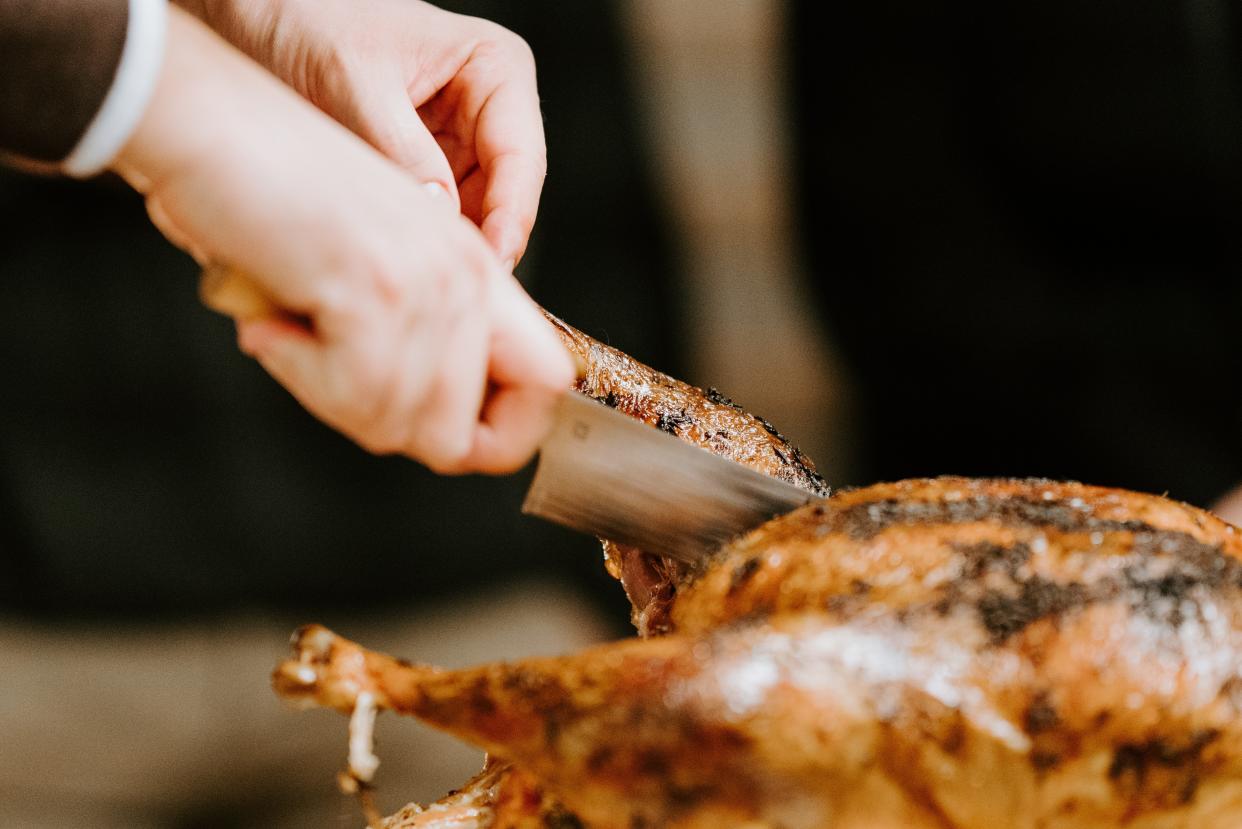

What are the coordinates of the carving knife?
(521, 390, 816, 563)
(198, 265, 815, 562)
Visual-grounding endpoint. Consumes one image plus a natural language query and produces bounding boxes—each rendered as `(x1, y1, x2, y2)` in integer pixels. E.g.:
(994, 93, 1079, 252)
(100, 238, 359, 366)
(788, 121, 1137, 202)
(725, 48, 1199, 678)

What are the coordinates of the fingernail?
(422, 181, 451, 200)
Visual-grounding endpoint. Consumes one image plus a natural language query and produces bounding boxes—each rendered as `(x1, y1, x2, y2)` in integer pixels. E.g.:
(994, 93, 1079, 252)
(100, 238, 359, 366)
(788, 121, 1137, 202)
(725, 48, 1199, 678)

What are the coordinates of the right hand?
(113, 8, 573, 473)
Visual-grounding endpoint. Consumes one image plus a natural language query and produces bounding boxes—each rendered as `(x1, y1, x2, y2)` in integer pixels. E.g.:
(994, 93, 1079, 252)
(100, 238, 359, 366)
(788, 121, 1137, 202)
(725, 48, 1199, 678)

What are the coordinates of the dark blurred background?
(790, 0, 1242, 503)
(2, 0, 1242, 826)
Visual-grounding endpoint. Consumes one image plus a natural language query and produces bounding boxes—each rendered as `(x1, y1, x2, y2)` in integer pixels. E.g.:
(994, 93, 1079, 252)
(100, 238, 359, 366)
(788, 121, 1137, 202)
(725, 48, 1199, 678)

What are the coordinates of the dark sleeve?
(0, 0, 129, 163)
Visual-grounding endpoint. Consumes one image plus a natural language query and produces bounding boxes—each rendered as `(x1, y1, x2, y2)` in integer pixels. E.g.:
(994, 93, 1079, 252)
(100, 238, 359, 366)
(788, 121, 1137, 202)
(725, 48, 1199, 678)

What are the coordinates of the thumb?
(463, 277, 576, 474)
(338, 81, 460, 208)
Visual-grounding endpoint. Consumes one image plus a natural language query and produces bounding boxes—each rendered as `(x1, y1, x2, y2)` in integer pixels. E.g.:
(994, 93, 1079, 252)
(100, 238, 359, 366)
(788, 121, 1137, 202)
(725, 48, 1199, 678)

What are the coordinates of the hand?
(114, 9, 573, 473)
(181, 0, 546, 267)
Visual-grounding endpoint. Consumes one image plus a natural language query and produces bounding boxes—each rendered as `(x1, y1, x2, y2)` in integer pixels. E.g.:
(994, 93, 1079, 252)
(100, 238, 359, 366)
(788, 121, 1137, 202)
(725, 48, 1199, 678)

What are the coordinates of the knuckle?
(328, 349, 392, 421)
(470, 21, 534, 64)
(367, 261, 408, 310)
(422, 272, 463, 323)
(418, 429, 474, 474)
(428, 255, 489, 316)
(310, 275, 357, 324)
(307, 43, 354, 110)
(318, 255, 411, 323)
(502, 30, 535, 63)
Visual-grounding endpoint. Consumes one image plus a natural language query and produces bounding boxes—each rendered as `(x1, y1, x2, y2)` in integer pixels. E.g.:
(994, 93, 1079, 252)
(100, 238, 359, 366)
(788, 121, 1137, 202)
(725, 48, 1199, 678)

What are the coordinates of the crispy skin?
(545, 314, 826, 495)
(546, 314, 828, 636)
(278, 319, 831, 828)
(671, 477, 1242, 636)
(274, 325, 1242, 826)
(276, 478, 1242, 828)
(380, 760, 559, 829)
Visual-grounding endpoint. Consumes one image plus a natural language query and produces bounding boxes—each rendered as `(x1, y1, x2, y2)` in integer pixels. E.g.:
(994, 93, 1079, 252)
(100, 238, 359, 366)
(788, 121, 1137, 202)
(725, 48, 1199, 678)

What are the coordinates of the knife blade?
(197, 265, 816, 560)
(522, 391, 818, 563)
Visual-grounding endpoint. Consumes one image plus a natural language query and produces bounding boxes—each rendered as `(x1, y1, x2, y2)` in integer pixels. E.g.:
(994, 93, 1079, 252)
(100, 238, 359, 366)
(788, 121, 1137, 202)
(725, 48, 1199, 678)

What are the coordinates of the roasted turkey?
(273, 320, 1242, 828)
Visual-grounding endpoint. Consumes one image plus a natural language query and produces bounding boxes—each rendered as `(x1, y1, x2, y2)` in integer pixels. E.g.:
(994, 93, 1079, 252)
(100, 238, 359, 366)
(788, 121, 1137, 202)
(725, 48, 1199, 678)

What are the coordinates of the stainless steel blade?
(522, 391, 817, 563)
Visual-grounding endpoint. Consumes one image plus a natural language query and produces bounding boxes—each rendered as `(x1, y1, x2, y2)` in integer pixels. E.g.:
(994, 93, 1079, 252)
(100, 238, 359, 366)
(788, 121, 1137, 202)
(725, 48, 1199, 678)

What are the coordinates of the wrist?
(58, 0, 168, 178)
(112, 6, 261, 190)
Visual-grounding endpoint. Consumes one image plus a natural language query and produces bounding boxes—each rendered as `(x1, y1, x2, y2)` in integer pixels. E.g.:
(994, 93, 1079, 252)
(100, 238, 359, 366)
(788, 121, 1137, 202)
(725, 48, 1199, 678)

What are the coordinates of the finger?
(477, 149, 544, 266)
(145, 193, 209, 264)
(339, 81, 461, 208)
(487, 275, 577, 392)
(471, 74, 546, 265)
(465, 384, 553, 474)
(462, 278, 575, 474)
(403, 314, 491, 474)
(237, 316, 331, 415)
(465, 362, 570, 474)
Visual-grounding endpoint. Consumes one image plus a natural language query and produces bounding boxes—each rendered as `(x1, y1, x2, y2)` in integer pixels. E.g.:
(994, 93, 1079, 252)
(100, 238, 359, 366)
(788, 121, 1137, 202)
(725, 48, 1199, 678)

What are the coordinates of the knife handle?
(199, 264, 279, 321)
(199, 263, 590, 379)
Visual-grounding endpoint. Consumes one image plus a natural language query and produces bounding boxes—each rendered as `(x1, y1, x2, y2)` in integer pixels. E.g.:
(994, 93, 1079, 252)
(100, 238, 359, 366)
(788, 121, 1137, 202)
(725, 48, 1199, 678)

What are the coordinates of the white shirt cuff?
(62, 0, 168, 178)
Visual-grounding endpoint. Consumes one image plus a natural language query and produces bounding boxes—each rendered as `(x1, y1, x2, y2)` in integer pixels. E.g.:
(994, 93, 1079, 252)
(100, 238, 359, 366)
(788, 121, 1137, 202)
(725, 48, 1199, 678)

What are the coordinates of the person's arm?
(176, 0, 547, 268)
(0, 0, 164, 176)
(5, 1, 573, 473)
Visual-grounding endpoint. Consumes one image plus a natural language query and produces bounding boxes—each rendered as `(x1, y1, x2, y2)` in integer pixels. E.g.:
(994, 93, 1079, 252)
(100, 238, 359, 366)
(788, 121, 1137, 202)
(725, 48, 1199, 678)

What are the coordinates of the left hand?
(181, 0, 547, 266)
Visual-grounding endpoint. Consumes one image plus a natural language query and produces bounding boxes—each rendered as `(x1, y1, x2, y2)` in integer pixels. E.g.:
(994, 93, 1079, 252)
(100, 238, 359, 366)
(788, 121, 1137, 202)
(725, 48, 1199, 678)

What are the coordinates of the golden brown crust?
(275, 478, 1242, 828)
(546, 314, 829, 635)
(546, 313, 827, 497)
(672, 476, 1242, 635)
(273, 325, 1242, 827)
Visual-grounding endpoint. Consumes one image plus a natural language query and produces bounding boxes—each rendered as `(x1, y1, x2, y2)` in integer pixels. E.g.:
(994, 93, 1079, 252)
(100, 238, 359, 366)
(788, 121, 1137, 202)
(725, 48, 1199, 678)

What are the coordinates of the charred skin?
(274, 325, 1242, 826)
(671, 477, 1242, 636)
(544, 313, 826, 495)
(276, 479, 1242, 828)
(277, 319, 831, 828)
(545, 314, 829, 636)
